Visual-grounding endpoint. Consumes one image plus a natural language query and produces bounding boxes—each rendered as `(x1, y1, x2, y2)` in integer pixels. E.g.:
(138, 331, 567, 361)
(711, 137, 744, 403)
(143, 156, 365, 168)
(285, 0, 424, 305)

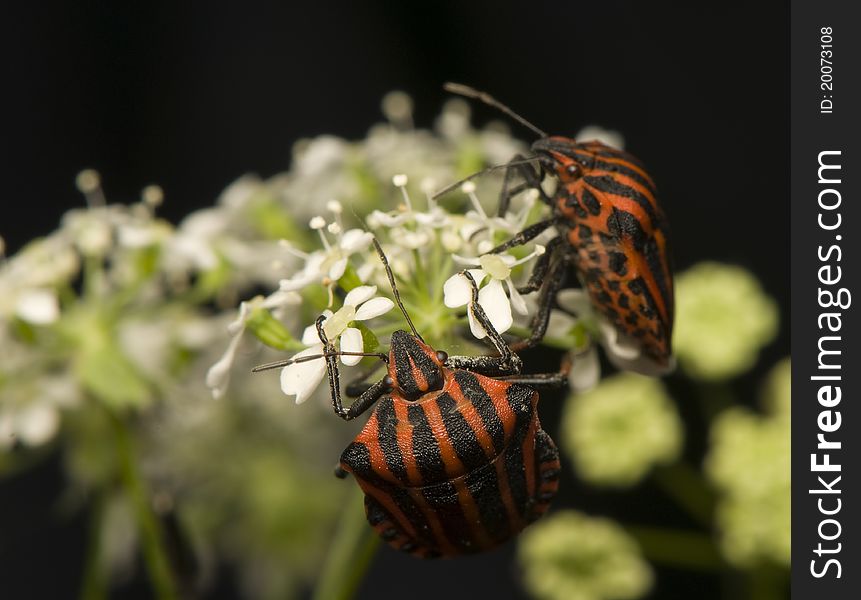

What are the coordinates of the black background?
(1, 2, 788, 599)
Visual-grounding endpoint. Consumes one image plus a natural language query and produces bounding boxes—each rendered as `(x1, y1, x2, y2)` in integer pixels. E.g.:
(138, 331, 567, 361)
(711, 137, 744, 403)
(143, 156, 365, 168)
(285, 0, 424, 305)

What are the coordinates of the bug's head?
(532, 136, 604, 181)
(386, 330, 449, 401)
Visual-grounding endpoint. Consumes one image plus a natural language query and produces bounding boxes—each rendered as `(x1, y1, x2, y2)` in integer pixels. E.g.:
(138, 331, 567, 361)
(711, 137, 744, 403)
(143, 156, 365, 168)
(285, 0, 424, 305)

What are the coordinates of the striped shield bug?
(255, 240, 566, 558)
(436, 84, 674, 372)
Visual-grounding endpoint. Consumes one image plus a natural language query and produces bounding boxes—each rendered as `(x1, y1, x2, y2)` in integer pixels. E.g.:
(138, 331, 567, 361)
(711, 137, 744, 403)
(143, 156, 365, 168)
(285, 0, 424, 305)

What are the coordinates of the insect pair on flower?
(238, 83, 675, 558)
(254, 239, 566, 557)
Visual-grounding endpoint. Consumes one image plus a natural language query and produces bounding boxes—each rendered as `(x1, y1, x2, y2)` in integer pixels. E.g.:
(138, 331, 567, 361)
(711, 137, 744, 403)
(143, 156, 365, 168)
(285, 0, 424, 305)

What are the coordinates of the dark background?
(1, 2, 788, 599)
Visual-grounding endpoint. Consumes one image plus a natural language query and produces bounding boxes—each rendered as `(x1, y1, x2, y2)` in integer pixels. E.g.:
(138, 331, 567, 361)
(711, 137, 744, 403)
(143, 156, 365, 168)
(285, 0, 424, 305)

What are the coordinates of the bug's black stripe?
(392, 344, 420, 399)
(408, 403, 447, 483)
(562, 189, 588, 218)
(390, 332, 444, 400)
(587, 146, 648, 169)
(374, 396, 409, 483)
(465, 463, 512, 543)
(340, 442, 431, 541)
(590, 157, 656, 194)
(580, 187, 602, 216)
(503, 385, 534, 519)
(502, 431, 529, 520)
(628, 276, 661, 331)
(642, 236, 673, 326)
(606, 208, 672, 323)
(420, 480, 477, 553)
(505, 384, 535, 431)
(584, 175, 659, 228)
(435, 392, 487, 472)
(606, 208, 645, 248)
(453, 371, 505, 453)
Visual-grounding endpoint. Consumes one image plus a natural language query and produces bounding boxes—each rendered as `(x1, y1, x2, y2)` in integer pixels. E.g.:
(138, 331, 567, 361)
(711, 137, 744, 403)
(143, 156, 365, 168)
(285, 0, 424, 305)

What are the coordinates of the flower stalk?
(311, 486, 380, 600)
(111, 412, 178, 600)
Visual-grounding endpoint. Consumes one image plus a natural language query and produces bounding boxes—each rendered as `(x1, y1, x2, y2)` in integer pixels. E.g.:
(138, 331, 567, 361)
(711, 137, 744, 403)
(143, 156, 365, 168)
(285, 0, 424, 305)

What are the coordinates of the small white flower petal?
(339, 327, 364, 366)
(280, 345, 327, 404)
(556, 288, 594, 316)
(301, 311, 332, 344)
(452, 253, 482, 266)
(301, 323, 321, 345)
(479, 254, 512, 280)
(368, 210, 411, 227)
(339, 229, 373, 252)
(568, 347, 601, 393)
(15, 289, 60, 325)
(506, 279, 529, 315)
(328, 257, 348, 280)
(261, 290, 301, 310)
(205, 330, 244, 399)
(600, 321, 641, 360)
(444, 273, 472, 308)
(354, 297, 395, 321)
(467, 304, 488, 339)
(478, 279, 513, 335)
(344, 285, 378, 308)
(16, 403, 60, 446)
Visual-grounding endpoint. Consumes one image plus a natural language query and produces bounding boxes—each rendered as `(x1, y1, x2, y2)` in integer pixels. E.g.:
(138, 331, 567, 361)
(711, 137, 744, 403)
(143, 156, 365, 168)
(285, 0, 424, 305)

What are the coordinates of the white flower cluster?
(204, 97, 655, 406)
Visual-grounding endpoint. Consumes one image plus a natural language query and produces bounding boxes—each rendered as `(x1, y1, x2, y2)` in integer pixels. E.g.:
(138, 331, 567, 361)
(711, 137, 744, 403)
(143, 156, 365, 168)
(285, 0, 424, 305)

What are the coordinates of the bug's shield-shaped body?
(340, 367, 559, 558)
(537, 137, 675, 366)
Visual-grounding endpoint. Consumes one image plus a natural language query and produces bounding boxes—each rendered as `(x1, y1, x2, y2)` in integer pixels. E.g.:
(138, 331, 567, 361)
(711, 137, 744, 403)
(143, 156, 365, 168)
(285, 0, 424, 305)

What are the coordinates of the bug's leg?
(515, 235, 565, 294)
(495, 353, 573, 388)
(510, 251, 569, 353)
(487, 217, 559, 255)
(499, 153, 551, 216)
(527, 429, 561, 523)
(317, 316, 389, 421)
(345, 360, 387, 397)
(445, 271, 523, 376)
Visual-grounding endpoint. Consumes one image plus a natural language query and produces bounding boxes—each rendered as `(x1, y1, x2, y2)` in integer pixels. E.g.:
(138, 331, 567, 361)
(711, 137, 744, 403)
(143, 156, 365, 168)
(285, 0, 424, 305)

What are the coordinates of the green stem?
(626, 525, 726, 570)
(653, 461, 715, 526)
(79, 493, 107, 600)
(312, 486, 380, 600)
(112, 414, 179, 600)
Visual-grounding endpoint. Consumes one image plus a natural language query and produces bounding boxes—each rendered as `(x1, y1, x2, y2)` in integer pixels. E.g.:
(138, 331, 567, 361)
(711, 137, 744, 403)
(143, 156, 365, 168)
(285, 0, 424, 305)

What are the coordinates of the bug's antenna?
(252, 351, 387, 373)
(372, 238, 424, 343)
(431, 157, 539, 200)
(444, 82, 548, 138)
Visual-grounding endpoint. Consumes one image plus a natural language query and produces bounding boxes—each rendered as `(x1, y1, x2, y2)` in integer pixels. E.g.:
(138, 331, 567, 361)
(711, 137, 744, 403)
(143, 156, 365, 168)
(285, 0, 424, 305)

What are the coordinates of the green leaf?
(338, 264, 364, 292)
(353, 322, 379, 353)
(246, 307, 304, 351)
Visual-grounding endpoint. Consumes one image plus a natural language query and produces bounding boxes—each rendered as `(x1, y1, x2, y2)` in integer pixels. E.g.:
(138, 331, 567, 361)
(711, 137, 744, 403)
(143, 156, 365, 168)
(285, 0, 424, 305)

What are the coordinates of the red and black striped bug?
(436, 84, 674, 371)
(255, 240, 566, 558)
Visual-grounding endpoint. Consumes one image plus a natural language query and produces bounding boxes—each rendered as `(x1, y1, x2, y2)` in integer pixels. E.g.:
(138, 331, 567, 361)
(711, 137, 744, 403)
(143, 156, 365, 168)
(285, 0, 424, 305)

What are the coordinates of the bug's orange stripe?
(520, 415, 538, 501)
(447, 378, 497, 459)
(392, 400, 422, 486)
(421, 400, 493, 549)
(357, 480, 420, 540)
(408, 489, 458, 556)
(493, 455, 523, 532)
(363, 413, 394, 481)
(409, 356, 429, 392)
(420, 400, 463, 478)
(593, 154, 657, 189)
